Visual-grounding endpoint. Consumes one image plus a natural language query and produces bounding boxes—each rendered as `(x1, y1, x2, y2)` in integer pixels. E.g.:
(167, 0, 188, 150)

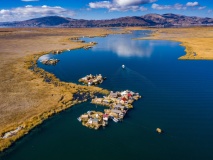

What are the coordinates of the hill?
(1, 13, 213, 28)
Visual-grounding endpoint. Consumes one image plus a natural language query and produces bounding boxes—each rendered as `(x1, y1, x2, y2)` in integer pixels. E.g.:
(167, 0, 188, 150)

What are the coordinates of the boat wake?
(109, 66, 155, 92)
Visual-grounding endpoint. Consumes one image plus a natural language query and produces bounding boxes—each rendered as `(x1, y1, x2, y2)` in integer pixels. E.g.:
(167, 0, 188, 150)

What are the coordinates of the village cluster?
(78, 89, 141, 130)
(78, 74, 106, 86)
(38, 54, 161, 132)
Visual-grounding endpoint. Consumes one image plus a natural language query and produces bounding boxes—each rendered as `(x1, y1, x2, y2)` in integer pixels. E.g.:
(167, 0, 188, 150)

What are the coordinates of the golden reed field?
(0, 27, 212, 151)
(131, 27, 213, 60)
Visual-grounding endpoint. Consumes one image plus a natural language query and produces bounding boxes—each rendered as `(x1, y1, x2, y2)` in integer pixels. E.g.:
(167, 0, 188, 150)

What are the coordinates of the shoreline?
(0, 27, 212, 152)
(128, 27, 213, 60)
(0, 28, 127, 152)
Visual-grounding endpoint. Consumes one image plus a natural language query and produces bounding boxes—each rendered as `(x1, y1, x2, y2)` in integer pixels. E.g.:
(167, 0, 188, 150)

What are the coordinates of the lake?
(1, 30, 213, 160)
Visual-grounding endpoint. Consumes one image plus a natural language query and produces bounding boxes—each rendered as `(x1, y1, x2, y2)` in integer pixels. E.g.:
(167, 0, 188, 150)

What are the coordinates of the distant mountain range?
(1, 13, 213, 28)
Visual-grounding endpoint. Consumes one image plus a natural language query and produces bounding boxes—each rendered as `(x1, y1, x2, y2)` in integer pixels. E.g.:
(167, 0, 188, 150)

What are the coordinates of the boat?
(87, 111, 91, 114)
(113, 117, 119, 123)
(122, 64, 125, 69)
(77, 117, 81, 122)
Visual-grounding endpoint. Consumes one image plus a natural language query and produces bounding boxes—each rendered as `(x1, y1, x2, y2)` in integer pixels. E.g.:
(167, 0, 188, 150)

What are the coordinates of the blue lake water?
(1, 30, 213, 160)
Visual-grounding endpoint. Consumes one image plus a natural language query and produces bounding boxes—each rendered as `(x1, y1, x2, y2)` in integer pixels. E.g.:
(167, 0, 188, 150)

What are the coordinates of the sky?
(0, 0, 213, 22)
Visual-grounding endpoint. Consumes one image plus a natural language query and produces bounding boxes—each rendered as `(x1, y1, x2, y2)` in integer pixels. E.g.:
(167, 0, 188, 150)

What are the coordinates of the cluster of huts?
(41, 59, 60, 65)
(78, 111, 108, 130)
(78, 90, 141, 130)
(79, 74, 106, 86)
(92, 90, 141, 109)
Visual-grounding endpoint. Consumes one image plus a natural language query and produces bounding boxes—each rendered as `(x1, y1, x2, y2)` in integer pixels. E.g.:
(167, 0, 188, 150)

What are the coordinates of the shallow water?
(1, 30, 213, 160)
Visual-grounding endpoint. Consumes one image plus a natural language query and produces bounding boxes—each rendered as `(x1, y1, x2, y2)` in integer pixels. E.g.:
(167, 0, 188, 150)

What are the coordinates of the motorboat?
(113, 117, 119, 123)
(77, 117, 81, 122)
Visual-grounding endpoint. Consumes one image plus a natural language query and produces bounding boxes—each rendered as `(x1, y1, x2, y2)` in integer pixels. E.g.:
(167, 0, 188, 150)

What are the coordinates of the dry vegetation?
(0, 28, 124, 151)
(128, 27, 213, 60)
(0, 26, 212, 151)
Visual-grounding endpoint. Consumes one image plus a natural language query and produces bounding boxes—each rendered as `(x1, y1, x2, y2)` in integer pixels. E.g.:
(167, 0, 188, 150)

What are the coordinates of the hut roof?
(122, 97, 127, 101)
(103, 99, 111, 103)
(109, 92, 118, 98)
(121, 91, 127, 96)
(92, 118, 99, 122)
(81, 114, 89, 118)
(114, 104, 125, 109)
(111, 109, 123, 115)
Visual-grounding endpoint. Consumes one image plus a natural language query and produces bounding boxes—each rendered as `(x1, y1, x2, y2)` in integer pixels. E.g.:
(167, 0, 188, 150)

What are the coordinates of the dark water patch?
(73, 91, 91, 101)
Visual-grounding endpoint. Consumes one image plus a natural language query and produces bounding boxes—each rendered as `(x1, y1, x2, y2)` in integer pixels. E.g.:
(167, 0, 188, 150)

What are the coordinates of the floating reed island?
(92, 90, 141, 109)
(41, 59, 60, 65)
(78, 111, 108, 130)
(78, 90, 141, 130)
(79, 74, 106, 86)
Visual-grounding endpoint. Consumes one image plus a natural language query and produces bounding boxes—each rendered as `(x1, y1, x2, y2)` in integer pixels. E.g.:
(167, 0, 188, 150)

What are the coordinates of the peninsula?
(0, 28, 124, 151)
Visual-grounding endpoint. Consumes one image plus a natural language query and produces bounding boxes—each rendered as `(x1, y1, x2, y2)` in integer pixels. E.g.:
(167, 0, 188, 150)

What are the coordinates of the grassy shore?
(1, 26, 212, 152)
(0, 28, 128, 151)
(128, 27, 213, 60)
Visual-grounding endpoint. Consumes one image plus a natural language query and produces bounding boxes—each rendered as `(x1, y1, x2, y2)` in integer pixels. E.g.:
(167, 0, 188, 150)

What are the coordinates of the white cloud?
(89, 0, 155, 11)
(198, 6, 206, 10)
(89, 1, 113, 9)
(114, 0, 156, 6)
(186, 2, 199, 7)
(110, 5, 148, 12)
(151, 3, 172, 10)
(92, 36, 153, 58)
(208, 10, 212, 13)
(151, 3, 187, 10)
(139, 6, 148, 11)
(152, 2, 205, 10)
(111, 40, 153, 57)
(25, 5, 33, 8)
(21, 0, 39, 1)
(174, 3, 187, 10)
(0, 5, 75, 22)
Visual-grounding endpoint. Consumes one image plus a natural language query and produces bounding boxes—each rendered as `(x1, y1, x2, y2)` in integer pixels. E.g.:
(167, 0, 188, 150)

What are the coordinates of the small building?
(103, 114, 109, 121)
(109, 91, 118, 98)
(111, 109, 123, 115)
(103, 99, 111, 104)
(81, 114, 89, 118)
(128, 93, 132, 98)
(130, 91, 135, 96)
(88, 119, 93, 124)
(114, 104, 125, 110)
(127, 99, 134, 104)
(81, 114, 89, 119)
(121, 91, 127, 96)
(120, 100, 125, 105)
(122, 97, 127, 102)
(94, 98, 103, 103)
(92, 118, 99, 125)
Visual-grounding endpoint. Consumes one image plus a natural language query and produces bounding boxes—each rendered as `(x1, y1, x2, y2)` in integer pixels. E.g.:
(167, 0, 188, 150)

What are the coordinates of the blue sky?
(0, 0, 213, 22)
